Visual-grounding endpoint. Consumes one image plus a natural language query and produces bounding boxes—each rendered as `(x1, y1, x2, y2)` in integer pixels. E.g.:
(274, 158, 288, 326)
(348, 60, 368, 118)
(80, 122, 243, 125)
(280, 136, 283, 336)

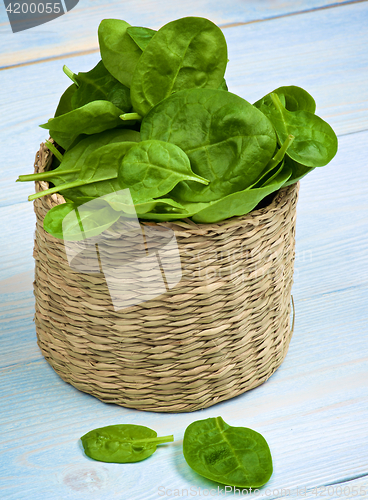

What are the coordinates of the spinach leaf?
(140, 136, 293, 222)
(118, 140, 209, 203)
(103, 191, 188, 215)
(40, 100, 126, 150)
(44, 139, 63, 162)
(282, 156, 315, 186)
(191, 162, 291, 223)
(138, 200, 209, 221)
(98, 19, 143, 88)
(141, 88, 276, 202)
(130, 17, 228, 116)
(255, 92, 338, 167)
(247, 134, 294, 189)
(17, 129, 140, 194)
(81, 424, 174, 463)
(254, 85, 316, 113)
(60, 129, 141, 201)
(218, 78, 228, 91)
(67, 60, 132, 112)
(78, 141, 136, 183)
(54, 83, 77, 118)
(251, 160, 286, 190)
(28, 141, 137, 201)
(43, 200, 121, 240)
(183, 417, 273, 488)
(127, 26, 156, 51)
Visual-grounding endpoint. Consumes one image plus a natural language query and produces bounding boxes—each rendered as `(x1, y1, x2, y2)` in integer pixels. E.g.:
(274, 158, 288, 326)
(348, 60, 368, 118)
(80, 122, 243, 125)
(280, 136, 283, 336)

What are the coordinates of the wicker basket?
(32, 142, 298, 412)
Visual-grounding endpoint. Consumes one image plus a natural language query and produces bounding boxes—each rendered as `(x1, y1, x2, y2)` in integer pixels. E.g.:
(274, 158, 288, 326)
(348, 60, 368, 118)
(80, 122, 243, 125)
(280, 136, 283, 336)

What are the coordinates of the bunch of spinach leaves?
(17, 16, 338, 239)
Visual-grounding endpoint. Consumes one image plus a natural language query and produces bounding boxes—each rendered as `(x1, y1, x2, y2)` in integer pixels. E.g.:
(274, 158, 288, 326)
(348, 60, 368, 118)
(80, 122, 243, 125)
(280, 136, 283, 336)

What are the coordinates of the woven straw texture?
(32, 142, 299, 412)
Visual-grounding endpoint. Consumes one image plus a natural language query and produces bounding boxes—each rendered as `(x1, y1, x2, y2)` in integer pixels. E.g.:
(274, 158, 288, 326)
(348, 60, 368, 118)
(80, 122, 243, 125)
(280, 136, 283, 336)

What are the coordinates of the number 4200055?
(6, 2, 62, 14)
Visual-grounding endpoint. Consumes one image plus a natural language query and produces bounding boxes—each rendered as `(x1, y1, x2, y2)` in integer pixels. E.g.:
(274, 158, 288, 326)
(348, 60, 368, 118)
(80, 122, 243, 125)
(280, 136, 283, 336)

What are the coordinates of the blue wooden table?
(1, 1, 367, 498)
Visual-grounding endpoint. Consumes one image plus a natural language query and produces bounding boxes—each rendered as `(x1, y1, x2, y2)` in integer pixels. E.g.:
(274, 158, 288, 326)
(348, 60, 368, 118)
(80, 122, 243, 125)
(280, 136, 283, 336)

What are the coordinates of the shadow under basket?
(32, 142, 299, 413)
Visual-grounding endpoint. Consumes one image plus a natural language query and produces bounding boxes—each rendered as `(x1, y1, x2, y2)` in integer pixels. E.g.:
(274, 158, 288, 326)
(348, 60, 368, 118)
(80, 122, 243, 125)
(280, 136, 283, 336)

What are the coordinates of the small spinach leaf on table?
(118, 140, 209, 203)
(127, 26, 156, 51)
(40, 100, 126, 150)
(68, 60, 132, 112)
(183, 417, 273, 488)
(141, 88, 276, 202)
(98, 19, 143, 88)
(81, 424, 174, 463)
(130, 17, 228, 117)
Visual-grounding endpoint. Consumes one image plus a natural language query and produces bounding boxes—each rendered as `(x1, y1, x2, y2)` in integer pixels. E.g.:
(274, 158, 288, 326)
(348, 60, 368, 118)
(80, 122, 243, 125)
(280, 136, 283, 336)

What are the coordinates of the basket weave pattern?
(33, 143, 299, 412)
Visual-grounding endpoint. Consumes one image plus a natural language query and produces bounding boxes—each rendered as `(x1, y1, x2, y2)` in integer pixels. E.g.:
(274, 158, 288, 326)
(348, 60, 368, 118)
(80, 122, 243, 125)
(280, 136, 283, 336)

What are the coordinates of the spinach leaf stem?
(45, 140, 64, 162)
(63, 65, 79, 87)
(266, 134, 294, 170)
(120, 112, 142, 121)
(17, 169, 80, 182)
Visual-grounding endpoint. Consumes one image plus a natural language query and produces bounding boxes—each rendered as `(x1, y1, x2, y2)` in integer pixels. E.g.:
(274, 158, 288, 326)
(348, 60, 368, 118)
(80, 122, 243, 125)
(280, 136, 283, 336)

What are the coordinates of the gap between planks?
(0, 0, 366, 72)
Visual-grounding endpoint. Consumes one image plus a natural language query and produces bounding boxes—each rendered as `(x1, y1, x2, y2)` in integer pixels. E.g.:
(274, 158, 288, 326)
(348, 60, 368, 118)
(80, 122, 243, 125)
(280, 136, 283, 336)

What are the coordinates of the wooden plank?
(224, 1, 368, 136)
(286, 478, 368, 499)
(0, 288, 40, 368)
(0, 294, 367, 498)
(0, 204, 35, 279)
(0, 0, 361, 68)
(292, 129, 368, 300)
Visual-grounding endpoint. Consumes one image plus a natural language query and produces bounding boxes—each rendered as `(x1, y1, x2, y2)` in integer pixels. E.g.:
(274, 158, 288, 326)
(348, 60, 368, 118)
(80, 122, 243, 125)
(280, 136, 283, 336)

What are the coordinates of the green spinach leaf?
(118, 140, 209, 203)
(40, 100, 126, 150)
(127, 26, 156, 51)
(247, 134, 294, 189)
(103, 191, 188, 215)
(255, 92, 337, 167)
(191, 162, 291, 223)
(130, 17, 228, 116)
(254, 85, 316, 114)
(66, 60, 132, 112)
(17, 129, 140, 196)
(218, 78, 228, 91)
(81, 424, 174, 463)
(282, 156, 315, 186)
(60, 129, 140, 200)
(183, 417, 273, 488)
(43, 200, 121, 240)
(54, 83, 77, 118)
(141, 88, 276, 202)
(98, 19, 143, 88)
(28, 141, 136, 201)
